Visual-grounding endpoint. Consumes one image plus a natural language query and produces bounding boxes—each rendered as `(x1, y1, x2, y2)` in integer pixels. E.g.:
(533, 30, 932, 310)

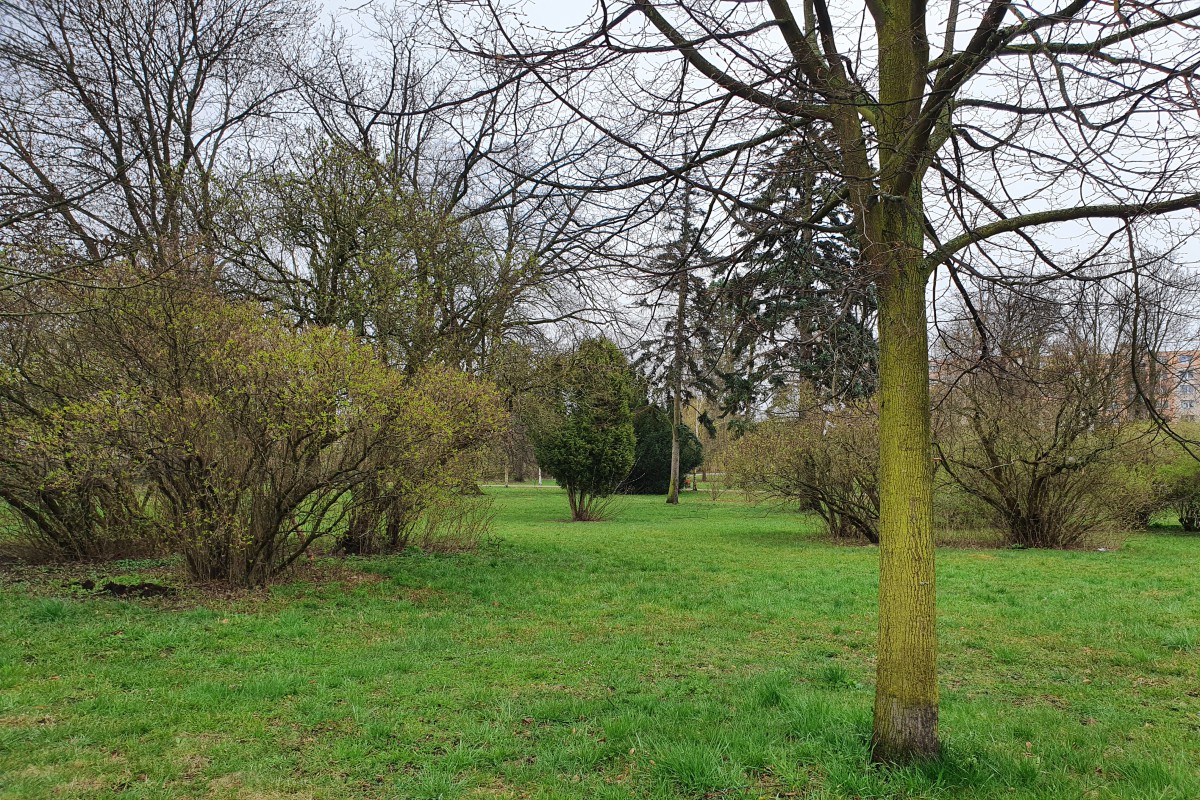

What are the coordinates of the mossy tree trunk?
(871, 244, 939, 761)
(867, 0, 938, 761)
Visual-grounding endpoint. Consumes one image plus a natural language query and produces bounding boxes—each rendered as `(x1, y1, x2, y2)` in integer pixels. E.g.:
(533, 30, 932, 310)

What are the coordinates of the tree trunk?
(862, 0, 939, 761)
(667, 390, 681, 504)
(666, 267, 688, 505)
(871, 229, 939, 762)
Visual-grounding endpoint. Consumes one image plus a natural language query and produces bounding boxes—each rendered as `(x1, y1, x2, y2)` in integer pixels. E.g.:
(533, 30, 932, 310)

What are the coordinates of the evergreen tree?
(703, 139, 877, 416)
(634, 196, 713, 503)
(527, 338, 636, 521)
(625, 401, 704, 495)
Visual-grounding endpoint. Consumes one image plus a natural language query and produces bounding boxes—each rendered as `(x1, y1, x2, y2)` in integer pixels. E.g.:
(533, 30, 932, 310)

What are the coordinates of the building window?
(1181, 385, 1195, 395)
(1181, 355, 1193, 365)
(1184, 370, 1195, 380)
(1184, 400, 1196, 410)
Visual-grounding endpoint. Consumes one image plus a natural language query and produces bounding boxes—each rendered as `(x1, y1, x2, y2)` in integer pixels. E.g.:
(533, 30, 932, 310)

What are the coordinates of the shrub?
(337, 367, 505, 555)
(1153, 426, 1200, 531)
(624, 403, 703, 495)
(935, 383, 1147, 548)
(527, 338, 636, 521)
(119, 308, 502, 584)
(727, 403, 879, 543)
(0, 404, 157, 561)
(0, 270, 505, 584)
(934, 287, 1154, 548)
(931, 476, 992, 535)
(0, 284, 157, 561)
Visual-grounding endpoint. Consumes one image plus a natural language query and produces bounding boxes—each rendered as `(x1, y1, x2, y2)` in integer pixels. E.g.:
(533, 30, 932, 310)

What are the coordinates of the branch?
(926, 194, 1200, 270)
(633, 0, 832, 122)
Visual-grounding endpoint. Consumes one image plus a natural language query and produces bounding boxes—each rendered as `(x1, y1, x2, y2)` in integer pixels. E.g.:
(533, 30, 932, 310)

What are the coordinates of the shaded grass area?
(1, 487, 1198, 799)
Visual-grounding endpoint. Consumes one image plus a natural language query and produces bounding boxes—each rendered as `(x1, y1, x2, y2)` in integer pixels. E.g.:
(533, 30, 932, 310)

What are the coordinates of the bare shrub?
(934, 286, 1153, 548)
(727, 403, 879, 543)
(413, 493, 498, 553)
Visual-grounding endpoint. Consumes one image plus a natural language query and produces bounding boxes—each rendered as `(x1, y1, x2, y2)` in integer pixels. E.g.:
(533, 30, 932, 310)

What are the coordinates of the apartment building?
(1155, 351, 1200, 422)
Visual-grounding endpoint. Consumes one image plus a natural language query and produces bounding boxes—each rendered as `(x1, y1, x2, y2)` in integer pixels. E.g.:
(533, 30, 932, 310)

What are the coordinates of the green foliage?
(625, 403, 703, 495)
(697, 142, 876, 414)
(0, 268, 505, 585)
(527, 339, 636, 520)
(0, 282, 156, 561)
(1151, 424, 1200, 531)
(727, 401, 879, 543)
(337, 367, 505, 557)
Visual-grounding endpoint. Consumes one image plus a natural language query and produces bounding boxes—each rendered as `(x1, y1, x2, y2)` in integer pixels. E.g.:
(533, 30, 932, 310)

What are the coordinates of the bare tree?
(433, 0, 1200, 760)
(216, 12, 617, 369)
(0, 0, 308, 284)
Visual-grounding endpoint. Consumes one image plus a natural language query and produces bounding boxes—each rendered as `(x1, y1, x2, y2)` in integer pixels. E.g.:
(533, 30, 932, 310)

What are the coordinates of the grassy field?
(1, 487, 1198, 799)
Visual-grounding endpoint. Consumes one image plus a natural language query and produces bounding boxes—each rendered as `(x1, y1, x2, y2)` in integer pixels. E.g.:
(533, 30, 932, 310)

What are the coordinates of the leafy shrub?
(116, 304, 502, 584)
(0, 286, 157, 561)
(727, 403, 879, 543)
(1152, 426, 1200, 531)
(337, 367, 505, 556)
(0, 270, 504, 584)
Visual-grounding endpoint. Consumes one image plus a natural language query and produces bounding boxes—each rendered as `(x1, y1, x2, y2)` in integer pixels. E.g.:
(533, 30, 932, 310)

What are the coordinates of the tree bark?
(862, 0, 939, 761)
(870, 207, 939, 762)
(667, 390, 681, 504)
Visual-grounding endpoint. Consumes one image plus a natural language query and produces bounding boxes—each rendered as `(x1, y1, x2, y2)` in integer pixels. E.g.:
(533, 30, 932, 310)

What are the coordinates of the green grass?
(1, 487, 1198, 799)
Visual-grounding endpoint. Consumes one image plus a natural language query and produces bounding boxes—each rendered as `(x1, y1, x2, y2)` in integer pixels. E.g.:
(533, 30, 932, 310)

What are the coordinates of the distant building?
(928, 348, 1200, 423)
(1152, 351, 1200, 422)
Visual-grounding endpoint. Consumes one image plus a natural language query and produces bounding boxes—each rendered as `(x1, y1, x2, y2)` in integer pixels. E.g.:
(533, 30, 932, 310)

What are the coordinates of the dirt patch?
(1, 556, 391, 610)
(70, 579, 176, 598)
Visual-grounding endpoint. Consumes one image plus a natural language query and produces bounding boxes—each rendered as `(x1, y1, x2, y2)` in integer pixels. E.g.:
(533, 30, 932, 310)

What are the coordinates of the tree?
(626, 401, 704, 495)
(0, 0, 305, 279)
(634, 197, 713, 503)
(438, 0, 1200, 760)
(228, 138, 508, 372)
(527, 338, 636, 521)
(706, 140, 877, 414)
(217, 12, 610, 371)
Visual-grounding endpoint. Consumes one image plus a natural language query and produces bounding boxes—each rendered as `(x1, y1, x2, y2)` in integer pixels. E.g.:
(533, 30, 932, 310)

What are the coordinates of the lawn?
(1, 487, 1198, 799)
